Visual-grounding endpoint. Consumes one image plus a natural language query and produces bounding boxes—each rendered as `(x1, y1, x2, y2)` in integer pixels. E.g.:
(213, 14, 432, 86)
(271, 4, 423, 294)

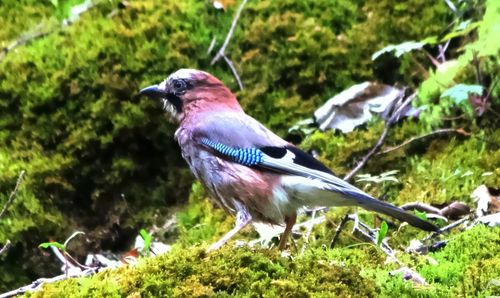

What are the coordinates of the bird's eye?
(172, 79, 187, 91)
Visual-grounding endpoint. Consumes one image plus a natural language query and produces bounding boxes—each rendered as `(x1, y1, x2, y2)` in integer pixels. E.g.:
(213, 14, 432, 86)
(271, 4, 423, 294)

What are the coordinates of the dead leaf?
(314, 82, 404, 133)
(471, 185, 497, 217)
(213, 0, 235, 10)
(475, 212, 500, 227)
(440, 201, 470, 219)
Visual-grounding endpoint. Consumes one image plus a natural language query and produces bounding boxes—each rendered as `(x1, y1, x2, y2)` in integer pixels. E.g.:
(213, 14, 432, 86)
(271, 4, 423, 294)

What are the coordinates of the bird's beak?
(139, 85, 165, 99)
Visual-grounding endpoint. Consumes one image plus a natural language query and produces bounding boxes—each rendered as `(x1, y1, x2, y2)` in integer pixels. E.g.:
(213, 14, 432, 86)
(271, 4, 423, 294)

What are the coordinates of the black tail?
(346, 190, 438, 231)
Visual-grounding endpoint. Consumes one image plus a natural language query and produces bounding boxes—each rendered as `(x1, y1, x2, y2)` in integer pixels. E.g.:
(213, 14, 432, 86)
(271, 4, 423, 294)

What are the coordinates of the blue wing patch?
(201, 138, 263, 166)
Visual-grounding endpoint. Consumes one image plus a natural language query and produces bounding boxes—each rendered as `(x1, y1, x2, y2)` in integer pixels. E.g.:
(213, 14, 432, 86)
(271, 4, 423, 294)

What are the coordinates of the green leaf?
(420, 36, 439, 45)
(54, 0, 89, 21)
(376, 221, 388, 247)
(441, 84, 484, 104)
(356, 170, 399, 184)
(372, 41, 426, 60)
(467, 0, 500, 57)
(380, 170, 399, 177)
(382, 177, 399, 183)
(288, 118, 316, 136)
(39, 241, 65, 251)
(415, 210, 428, 221)
(441, 21, 481, 42)
(140, 229, 152, 255)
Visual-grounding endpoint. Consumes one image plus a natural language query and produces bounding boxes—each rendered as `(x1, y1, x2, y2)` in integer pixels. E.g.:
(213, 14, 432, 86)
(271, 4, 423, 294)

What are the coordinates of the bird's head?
(140, 69, 242, 122)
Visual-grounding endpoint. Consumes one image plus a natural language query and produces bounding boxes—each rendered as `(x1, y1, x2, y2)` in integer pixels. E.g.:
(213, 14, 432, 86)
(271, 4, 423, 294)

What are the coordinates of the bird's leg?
(278, 213, 297, 250)
(207, 210, 252, 252)
(350, 213, 360, 233)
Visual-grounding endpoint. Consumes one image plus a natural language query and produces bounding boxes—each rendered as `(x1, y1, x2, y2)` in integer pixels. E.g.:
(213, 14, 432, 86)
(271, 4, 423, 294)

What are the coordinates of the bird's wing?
(197, 119, 438, 232)
(200, 136, 366, 197)
(192, 112, 289, 148)
(193, 112, 334, 174)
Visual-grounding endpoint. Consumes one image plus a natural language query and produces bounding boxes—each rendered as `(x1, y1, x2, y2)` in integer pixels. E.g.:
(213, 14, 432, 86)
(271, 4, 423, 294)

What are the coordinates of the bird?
(140, 69, 438, 251)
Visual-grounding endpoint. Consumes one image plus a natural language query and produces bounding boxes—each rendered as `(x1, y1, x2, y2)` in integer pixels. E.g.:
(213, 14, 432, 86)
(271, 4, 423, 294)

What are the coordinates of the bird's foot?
(350, 213, 360, 233)
(207, 239, 226, 252)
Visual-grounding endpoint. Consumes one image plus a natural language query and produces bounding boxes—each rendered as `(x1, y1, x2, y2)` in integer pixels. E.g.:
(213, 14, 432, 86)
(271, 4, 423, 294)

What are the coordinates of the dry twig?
(211, 0, 248, 65)
(343, 91, 414, 181)
(207, 37, 217, 54)
(329, 214, 349, 248)
(422, 215, 470, 242)
(0, 240, 11, 256)
(0, 170, 26, 220)
(222, 54, 244, 90)
(377, 128, 469, 155)
(210, 0, 248, 90)
(437, 40, 451, 63)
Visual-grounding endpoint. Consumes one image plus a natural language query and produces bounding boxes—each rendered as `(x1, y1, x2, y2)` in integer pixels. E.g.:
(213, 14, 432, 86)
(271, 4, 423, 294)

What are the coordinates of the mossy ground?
(27, 225, 500, 297)
(1, 0, 499, 296)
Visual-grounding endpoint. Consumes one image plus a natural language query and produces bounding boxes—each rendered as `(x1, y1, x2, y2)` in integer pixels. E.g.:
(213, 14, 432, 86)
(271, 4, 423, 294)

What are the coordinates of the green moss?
(461, 258, 500, 297)
(0, 0, 53, 45)
(29, 245, 378, 297)
(26, 226, 500, 297)
(419, 225, 500, 297)
(421, 225, 500, 284)
(397, 132, 500, 205)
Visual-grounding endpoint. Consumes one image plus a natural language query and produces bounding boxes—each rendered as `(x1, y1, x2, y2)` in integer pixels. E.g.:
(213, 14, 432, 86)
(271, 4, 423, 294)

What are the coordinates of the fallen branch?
(401, 201, 470, 220)
(0, 170, 26, 220)
(377, 128, 469, 155)
(207, 37, 217, 54)
(343, 125, 390, 181)
(436, 39, 451, 63)
(1, 0, 101, 63)
(293, 215, 326, 230)
(400, 202, 441, 214)
(348, 215, 427, 284)
(303, 210, 317, 242)
(350, 214, 396, 258)
(297, 210, 318, 254)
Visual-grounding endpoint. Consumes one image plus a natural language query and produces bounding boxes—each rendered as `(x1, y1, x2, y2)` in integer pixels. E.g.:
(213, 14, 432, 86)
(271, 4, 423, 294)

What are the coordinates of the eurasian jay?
(140, 69, 438, 250)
